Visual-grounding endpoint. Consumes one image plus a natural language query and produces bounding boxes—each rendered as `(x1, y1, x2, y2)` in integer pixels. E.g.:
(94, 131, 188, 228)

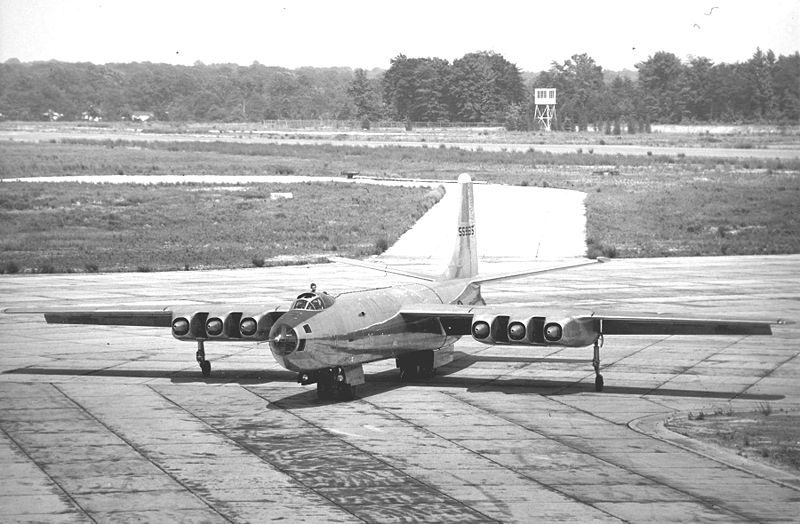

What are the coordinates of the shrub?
(252, 257, 265, 267)
(2, 262, 20, 274)
(374, 237, 389, 254)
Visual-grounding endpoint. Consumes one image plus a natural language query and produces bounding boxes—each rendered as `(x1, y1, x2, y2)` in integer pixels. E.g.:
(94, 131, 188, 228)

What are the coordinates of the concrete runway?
(3, 128, 799, 160)
(1, 255, 799, 522)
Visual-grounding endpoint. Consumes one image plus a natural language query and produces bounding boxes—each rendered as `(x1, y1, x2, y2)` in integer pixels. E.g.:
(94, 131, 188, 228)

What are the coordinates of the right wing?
(3, 304, 289, 341)
(3, 306, 173, 327)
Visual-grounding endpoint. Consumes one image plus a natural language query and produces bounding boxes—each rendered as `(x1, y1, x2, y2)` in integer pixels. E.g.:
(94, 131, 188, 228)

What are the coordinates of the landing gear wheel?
(317, 380, 333, 400)
(200, 360, 211, 377)
(397, 350, 435, 382)
(338, 384, 356, 401)
(399, 363, 419, 382)
(595, 374, 604, 392)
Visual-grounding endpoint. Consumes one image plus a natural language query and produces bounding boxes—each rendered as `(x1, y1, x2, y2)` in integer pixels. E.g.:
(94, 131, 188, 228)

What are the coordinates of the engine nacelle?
(471, 314, 506, 344)
(239, 310, 285, 341)
(171, 312, 209, 340)
(205, 311, 244, 339)
(557, 316, 599, 347)
(471, 314, 598, 347)
(172, 309, 284, 341)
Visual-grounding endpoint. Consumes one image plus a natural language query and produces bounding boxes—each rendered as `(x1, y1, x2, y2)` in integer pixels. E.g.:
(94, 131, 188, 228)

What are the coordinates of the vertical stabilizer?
(442, 173, 478, 280)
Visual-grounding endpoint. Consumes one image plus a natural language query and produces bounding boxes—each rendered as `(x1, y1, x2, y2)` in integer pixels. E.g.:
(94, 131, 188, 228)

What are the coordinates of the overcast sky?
(1, 0, 798, 72)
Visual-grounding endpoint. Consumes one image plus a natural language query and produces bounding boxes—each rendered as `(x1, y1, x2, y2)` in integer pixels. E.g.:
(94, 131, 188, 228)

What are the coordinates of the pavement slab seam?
(736, 347, 800, 400)
(146, 385, 371, 523)
(357, 395, 623, 522)
(655, 336, 761, 398)
(239, 387, 501, 523)
(444, 391, 758, 523)
(51, 384, 236, 523)
(0, 424, 92, 522)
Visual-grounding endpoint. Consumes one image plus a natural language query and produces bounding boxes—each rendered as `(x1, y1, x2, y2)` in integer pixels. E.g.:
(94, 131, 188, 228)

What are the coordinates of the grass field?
(0, 177, 443, 273)
(667, 407, 800, 474)
(1, 136, 798, 272)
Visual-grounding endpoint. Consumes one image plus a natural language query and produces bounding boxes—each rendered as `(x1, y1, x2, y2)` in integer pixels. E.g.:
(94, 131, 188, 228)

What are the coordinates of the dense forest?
(0, 48, 798, 130)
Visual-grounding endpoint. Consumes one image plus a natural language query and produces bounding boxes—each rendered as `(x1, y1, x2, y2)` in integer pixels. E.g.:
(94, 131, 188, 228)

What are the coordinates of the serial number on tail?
(458, 225, 475, 237)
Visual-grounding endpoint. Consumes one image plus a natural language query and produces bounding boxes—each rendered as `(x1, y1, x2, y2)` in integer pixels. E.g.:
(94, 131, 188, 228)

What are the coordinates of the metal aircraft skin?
(3, 174, 783, 400)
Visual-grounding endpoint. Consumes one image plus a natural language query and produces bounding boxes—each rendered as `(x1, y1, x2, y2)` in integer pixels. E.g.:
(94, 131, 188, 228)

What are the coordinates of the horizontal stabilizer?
(470, 258, 607, 285)
(329, 257, 436, 281)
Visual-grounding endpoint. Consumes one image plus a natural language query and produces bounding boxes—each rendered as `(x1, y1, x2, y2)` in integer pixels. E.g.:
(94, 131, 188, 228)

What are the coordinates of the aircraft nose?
(269, 323, 303, 356)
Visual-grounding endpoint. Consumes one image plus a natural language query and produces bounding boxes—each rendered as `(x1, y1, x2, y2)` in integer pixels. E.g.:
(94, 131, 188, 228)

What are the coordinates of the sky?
(1, 0, 798, 72)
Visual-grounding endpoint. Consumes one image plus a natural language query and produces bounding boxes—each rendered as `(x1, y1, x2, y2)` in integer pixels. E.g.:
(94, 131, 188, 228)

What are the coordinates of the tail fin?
(442, 173, 479, 280)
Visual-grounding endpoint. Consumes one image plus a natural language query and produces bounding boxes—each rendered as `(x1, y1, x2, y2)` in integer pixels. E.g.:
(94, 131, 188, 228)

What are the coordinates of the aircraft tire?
(200, 361, 211, 377)
(337, 385, 356, 401)
(595, 374, 604, 392)
(317, 380, 334, 400)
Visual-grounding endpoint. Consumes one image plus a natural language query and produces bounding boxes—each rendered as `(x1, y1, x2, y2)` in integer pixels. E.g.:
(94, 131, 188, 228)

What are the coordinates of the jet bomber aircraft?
(3, 174, 782, 400)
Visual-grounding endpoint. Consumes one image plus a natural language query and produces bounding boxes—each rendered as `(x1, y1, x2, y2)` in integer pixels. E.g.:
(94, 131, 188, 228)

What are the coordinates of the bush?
(252, 257, 265, 267)
(374, 237, 389, 254)
(36, 263, 56, 273)
(2, 261, 20, 274)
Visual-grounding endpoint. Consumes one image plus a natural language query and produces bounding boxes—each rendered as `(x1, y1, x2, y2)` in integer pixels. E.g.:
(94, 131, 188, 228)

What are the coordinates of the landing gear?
(397, 350, 435, 381)
(196, 340, 211, 377)
(593, 335, 604, 392)
(299, 365, 364, 401)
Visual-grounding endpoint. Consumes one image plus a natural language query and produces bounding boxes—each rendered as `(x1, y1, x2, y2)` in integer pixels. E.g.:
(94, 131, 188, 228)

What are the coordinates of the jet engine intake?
(171, 312, 209, 340)
(239, 310, 284, 340)
(205, 311, 243, 339)
(471, 315, 510, 344)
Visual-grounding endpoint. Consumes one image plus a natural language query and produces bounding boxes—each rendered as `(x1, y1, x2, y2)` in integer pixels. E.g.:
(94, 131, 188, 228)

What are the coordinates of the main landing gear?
(196, 340, 211, 377)
(593, 335, 604, 392)
(299, 365, 365, 401)
(396, 350, 435, 381)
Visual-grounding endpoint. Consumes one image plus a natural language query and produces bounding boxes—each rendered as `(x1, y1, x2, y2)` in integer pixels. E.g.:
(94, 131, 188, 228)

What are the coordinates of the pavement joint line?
(358, 394, 620, 523)
(242, 386, 500, 523)
(150, 385, 372, 524)
(51, 383, 236, 523)
(735, 347, 800, 401)
(629, 412, 800, 492)
(655, 335, 754, 397)
(445, 391, 756, 523)
(0, 419, 94, 523)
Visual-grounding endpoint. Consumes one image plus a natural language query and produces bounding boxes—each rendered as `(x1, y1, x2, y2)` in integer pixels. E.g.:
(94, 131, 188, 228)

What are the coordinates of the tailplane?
(441, 173, 479, 280)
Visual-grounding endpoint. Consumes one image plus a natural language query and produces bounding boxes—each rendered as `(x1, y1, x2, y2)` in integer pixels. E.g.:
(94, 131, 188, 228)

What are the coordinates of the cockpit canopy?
(291, 292, 335, 311)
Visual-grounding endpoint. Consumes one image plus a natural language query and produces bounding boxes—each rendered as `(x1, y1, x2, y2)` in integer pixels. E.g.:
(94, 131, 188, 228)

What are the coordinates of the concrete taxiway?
(1, 254, 798, 522)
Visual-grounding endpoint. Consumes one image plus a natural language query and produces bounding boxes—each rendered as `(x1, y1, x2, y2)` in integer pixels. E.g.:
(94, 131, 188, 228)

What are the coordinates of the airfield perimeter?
(1, 253, 798, 522)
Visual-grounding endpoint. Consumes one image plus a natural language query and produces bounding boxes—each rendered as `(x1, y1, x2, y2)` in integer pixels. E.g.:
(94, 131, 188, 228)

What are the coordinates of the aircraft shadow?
(5, 349, 786, 409)
(2, 366, 296, 384)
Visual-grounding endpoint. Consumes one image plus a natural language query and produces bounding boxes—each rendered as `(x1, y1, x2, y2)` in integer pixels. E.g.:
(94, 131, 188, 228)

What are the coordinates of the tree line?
(0, 48, 797, 129)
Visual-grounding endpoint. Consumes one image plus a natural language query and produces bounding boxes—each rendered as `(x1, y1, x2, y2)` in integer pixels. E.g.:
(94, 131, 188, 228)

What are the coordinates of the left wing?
(399, 305, 781, 345)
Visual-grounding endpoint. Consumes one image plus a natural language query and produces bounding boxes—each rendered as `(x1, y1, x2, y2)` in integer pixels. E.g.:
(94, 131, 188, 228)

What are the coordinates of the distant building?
(82, 111, 102, 122)
(42, 109, 63, 121)
(130, 111, 154, 122)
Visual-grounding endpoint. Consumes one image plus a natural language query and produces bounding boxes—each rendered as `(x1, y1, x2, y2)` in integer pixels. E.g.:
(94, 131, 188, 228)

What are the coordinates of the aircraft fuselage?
(269, 279, 480, 371)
